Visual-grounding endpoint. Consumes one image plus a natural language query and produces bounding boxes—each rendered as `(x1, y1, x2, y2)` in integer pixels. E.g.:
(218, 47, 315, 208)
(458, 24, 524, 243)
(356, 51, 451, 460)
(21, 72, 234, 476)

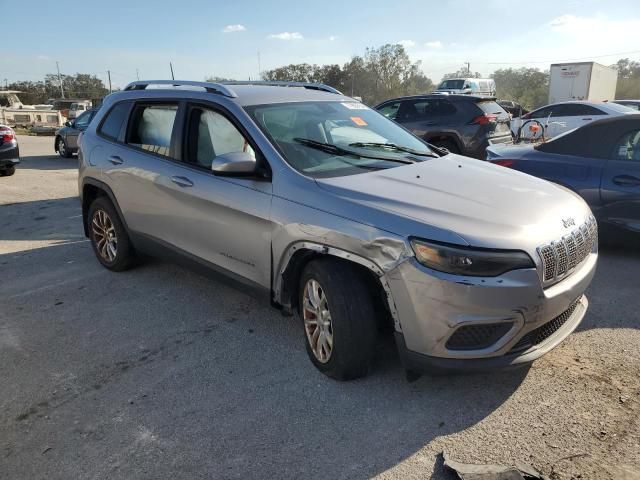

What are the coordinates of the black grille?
(446, 322, 513, 351)
(510, 300, 580, 353)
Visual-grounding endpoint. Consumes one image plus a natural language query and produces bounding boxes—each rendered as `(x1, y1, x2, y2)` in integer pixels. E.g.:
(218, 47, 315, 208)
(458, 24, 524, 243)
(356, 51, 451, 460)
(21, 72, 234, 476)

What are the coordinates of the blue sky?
(4, 0, 640, 89)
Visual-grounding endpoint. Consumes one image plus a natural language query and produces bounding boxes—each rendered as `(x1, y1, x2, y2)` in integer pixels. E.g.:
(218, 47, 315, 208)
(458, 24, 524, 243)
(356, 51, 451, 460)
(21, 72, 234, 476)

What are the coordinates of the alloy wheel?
(58, 138, 66, 156)
(92, 209, 117, 262)
(302, 279, 334, 363)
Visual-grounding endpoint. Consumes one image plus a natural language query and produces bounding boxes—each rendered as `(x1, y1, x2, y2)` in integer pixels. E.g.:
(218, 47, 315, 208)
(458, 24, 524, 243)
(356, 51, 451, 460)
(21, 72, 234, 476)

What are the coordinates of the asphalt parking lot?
(1, 135, 639, 480)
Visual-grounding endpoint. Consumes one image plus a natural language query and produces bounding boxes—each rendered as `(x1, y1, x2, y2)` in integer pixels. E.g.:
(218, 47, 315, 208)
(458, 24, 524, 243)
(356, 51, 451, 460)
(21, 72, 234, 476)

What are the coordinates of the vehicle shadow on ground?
(0, 197, 82, 243)
(16, 154, 78, 171)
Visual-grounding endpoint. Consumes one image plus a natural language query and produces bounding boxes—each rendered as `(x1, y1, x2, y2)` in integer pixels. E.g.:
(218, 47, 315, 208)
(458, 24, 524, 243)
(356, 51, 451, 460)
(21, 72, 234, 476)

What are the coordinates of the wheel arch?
(81, 178, 129, 238)
(275, 242, 401, 331)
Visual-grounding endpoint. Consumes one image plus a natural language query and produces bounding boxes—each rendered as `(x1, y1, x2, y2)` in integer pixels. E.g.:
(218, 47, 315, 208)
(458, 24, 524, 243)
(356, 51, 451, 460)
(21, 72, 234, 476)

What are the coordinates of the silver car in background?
(78, 80, 597, 380)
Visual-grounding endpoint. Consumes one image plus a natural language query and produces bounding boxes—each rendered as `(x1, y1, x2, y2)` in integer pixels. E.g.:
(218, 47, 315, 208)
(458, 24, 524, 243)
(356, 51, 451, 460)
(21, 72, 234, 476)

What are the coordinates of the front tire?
(0, 166, 16, 176)
(299, 259, 378, 380)
(57, 137, 72, 158)
(88, 196, 135, 271)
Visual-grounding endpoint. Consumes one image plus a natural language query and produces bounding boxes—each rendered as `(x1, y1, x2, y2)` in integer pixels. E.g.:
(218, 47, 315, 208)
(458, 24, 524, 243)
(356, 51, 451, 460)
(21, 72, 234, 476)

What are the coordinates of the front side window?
(377, 101, 401, 120)
(99, 102, 130, 140)
(74, 110, 92, 129)
(612, 130, 640, 161)
(127, 104, 178, 157)
(439, 79, 465, 90)
(186, 107, 255, 169)
(245, 101, 436, 178)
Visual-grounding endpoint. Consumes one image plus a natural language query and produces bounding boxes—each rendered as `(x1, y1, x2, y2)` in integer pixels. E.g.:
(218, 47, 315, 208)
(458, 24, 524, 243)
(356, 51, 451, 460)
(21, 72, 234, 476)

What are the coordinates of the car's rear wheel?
(57, 137, 72, 158)
(88, 196, 135, 271)
(0, 166, 16, 176)
(299, 259, 377, 380)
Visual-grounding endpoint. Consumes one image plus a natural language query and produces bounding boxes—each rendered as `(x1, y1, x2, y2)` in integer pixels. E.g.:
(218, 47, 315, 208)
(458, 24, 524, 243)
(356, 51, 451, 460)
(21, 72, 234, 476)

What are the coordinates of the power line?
(477, 49, 640, 65)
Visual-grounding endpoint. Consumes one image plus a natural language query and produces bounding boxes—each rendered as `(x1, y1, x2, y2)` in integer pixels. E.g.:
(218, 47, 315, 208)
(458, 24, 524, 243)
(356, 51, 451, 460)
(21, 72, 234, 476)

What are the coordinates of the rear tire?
(0, 166, 16, 176)
(88, 196, 135, 271)
(299, 258, 378, 380)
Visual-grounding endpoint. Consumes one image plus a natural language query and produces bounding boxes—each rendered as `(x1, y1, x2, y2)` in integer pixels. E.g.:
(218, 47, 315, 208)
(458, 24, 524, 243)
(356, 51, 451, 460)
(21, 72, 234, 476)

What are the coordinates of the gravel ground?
(1, 135, 639, 479)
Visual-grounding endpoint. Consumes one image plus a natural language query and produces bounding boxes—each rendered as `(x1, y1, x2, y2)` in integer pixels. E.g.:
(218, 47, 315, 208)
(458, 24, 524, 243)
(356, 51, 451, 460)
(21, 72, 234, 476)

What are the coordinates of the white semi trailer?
(548, 62, 618, 104)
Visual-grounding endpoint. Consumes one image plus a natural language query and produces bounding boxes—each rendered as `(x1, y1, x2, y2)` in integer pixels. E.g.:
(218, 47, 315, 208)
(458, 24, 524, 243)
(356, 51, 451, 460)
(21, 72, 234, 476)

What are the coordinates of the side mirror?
(211, 151, 258, 177)
(64, 121, 72, 127)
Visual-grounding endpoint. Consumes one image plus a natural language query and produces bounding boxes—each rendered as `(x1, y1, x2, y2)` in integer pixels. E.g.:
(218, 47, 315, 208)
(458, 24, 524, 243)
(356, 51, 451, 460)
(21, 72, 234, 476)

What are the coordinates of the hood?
(315, 155, 591, 251)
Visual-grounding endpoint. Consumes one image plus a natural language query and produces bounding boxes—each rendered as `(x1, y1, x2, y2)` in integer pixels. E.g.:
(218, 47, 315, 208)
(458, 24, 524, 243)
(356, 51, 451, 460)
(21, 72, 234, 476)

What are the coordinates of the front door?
(158, 103, 272, 288)
(601, 129, 640, 232)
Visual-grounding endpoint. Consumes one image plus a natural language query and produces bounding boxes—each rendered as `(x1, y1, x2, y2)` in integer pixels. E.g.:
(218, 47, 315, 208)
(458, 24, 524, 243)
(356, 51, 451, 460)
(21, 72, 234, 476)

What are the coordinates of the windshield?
(438, 79, 465, 90)
(245, 101, 436, 178)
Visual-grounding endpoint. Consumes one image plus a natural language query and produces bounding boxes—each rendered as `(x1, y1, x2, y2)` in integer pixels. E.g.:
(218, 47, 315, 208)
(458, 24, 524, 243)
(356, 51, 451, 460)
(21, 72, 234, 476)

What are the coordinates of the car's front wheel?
(56, 137, 72, 158)
(88, 196, 135, 271)
(299, 259, 378, 380)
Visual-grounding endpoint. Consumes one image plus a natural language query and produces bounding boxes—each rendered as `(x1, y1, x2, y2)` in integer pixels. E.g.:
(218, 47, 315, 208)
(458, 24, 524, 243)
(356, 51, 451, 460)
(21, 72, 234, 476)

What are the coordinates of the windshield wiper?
(294, 138, 416, 164)
(348, 142, 439, 158)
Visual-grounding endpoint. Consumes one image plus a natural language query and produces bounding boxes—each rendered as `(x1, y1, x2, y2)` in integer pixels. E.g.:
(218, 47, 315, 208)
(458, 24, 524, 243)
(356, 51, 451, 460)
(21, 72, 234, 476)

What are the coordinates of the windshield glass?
(438, 79, 465, 90)
(245, 101, 436, 178)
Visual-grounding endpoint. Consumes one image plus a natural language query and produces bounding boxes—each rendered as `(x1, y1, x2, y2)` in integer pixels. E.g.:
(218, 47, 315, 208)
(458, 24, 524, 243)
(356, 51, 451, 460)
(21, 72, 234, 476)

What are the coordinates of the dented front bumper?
(386, 251, 597, 372)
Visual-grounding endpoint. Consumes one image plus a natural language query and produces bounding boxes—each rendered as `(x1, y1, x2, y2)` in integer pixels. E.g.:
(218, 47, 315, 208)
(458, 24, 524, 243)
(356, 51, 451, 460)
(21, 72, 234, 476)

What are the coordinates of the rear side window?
(476, 101, 506, 115)
(397, 99, 457, 121)
(127, 104, 178, 157)
(613, 130, 640, 161)
(99, 102, 130, 140)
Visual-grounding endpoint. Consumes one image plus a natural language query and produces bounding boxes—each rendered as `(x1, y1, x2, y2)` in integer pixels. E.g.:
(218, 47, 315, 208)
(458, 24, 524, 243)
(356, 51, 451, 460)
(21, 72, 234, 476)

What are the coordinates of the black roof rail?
(123, 80, 237, 98)
(221, 81, 342, 95)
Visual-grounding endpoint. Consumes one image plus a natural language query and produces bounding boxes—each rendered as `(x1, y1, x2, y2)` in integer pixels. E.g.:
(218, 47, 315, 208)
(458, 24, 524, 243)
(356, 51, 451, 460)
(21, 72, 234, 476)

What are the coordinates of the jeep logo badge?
(562, 217, 575, 228)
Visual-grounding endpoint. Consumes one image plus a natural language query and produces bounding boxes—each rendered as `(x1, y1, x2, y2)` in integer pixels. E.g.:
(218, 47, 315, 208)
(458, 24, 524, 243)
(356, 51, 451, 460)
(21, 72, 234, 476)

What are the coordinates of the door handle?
(108, 155, 124, 165)
(170, 176, 194, 188)
(581, 118, 592, 121)
(613, 175, 640, 187)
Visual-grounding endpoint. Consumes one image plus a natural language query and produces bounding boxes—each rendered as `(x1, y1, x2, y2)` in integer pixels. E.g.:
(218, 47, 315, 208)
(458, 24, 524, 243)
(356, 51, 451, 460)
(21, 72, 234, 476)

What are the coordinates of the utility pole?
(107, 70, 112, 93)
(56, 61, 65, 98)
(257, 51, 261, 79)
(466, 62, 471, 76)
(136, 68, 140, 81)
(3, 78, 7, 90)
(169, 62, 175, 80)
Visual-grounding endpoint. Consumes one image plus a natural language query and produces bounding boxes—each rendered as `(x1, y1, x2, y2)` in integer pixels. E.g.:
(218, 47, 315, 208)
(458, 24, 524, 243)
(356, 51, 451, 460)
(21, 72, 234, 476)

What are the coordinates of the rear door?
(395, 98, 456, 136)
(601, 129, 640, 232)
(475, 100, 511, 142)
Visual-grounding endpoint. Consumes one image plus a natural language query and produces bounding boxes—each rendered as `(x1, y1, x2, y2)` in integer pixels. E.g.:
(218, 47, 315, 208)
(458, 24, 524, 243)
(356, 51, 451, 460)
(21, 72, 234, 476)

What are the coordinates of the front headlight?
(410, 238, 535, 277)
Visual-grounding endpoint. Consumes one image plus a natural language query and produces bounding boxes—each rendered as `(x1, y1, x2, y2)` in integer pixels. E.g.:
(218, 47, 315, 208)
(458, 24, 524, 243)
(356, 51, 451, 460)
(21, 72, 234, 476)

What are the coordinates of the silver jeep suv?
(78, 80, 598, 380)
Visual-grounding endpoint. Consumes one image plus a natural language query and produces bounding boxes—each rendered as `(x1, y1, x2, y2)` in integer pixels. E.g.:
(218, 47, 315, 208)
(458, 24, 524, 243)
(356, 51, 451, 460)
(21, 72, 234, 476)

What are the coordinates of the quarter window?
(186, 107, 255, 169)
(127, 104, 178, 157)
(99, 102, 130, 141)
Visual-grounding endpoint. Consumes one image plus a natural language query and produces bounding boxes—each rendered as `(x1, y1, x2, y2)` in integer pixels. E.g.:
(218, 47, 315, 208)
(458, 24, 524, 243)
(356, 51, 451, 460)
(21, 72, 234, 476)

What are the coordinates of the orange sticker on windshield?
(350, 116, 368, 126)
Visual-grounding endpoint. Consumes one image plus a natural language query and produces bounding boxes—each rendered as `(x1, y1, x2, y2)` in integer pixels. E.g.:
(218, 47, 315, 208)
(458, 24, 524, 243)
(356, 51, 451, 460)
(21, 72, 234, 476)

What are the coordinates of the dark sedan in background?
(0, 124, 19, 177)
(375, 94, 512, 159)
(487, 115, 640, 234)
(54, 108, 97, 158)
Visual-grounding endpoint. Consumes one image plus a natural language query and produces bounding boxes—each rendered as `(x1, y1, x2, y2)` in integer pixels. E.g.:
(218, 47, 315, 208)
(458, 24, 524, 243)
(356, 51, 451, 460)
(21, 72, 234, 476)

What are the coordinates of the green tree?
(442, 69, 482, 79)
(612, 58, 640, 99)
(491, 67, 549, 109)
(8, 74, 109, 104)
(260, 44, 434, 105)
